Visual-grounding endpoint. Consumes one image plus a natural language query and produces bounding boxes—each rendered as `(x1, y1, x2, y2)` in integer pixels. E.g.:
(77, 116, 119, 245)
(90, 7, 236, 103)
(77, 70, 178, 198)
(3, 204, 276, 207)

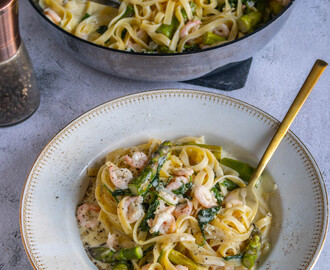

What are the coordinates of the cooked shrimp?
(166, 176, 189, 191)
(137, 29, 149, 43)
(213, 23, 229, 38)
(194, 185, 217, 208)
(175, 266, 189, 270)
(124, 151, 149, 169)
(124, 196, 144, 223)
(126, 40, 144, 53)
(147, 203, 176, 234)
(173, 200, 193, 218)
(43, 8, 61, 25)
(180, 20, 202, 38)
(173, 167, 194, 177)
(223, 188, 246, 206)
(158, 188, 180, 205)
(109, 166, 133, 189)
(76, 203, 100, 229)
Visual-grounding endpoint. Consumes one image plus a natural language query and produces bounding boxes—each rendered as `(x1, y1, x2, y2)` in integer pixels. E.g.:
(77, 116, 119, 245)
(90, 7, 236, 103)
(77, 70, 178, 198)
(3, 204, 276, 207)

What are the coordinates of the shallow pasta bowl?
(20, 89, 328, 269)
(29, 0, 295, 82)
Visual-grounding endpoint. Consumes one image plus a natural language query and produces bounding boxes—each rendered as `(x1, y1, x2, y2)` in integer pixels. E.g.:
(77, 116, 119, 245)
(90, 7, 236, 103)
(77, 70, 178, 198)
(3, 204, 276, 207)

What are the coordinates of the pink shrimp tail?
(180, 20, 202, 38)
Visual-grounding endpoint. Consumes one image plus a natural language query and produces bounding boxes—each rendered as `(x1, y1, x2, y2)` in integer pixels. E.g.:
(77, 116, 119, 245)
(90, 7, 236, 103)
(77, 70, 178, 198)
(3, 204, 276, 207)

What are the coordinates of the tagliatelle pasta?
(38, 0, 289, 53)
(76, 137, 276, 269)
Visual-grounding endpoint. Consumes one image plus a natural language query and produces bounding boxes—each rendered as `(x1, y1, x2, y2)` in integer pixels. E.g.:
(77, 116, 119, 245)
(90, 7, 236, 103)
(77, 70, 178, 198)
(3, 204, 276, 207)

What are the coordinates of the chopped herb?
(172, 182, 192, 196)
(211, 183, 224, 204)
(197, 206, 221, 238)
(158, 194, 176, 206)
(221, 179, 239, 191)
(111, 188, 133, 202)
(81, 13, 91, 22)
(96, 25, 108, 35)
(103, 185, 133, 202)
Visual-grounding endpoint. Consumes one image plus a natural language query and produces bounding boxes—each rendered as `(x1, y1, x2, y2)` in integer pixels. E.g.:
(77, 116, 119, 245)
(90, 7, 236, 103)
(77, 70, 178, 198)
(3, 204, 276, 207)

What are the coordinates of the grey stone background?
(0, 0, 329, 269)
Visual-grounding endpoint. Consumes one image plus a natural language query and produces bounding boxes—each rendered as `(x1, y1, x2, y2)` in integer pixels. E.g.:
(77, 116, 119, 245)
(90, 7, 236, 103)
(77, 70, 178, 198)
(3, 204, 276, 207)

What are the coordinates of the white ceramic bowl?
(20, 89, 328, 270)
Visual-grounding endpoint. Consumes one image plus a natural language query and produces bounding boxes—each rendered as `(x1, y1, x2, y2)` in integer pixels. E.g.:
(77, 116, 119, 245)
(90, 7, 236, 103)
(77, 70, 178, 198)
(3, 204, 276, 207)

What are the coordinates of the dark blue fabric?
(184, 57, 252, 91)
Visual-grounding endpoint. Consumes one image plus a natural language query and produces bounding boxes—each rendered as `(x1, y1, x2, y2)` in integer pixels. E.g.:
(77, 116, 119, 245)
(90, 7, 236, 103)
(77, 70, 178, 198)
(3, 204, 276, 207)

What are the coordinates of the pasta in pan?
(38, 0, 290, 53)
(77, 137, 275, 270)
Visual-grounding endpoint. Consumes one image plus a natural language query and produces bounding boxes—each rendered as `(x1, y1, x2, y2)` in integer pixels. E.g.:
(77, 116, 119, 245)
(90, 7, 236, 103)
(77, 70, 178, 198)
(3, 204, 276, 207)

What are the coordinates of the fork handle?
(250, 59, 328, 187)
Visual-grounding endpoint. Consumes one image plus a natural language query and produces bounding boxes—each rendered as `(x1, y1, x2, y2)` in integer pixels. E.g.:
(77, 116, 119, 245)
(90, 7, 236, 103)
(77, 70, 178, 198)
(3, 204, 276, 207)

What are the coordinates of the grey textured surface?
(0, 0, 329, 269)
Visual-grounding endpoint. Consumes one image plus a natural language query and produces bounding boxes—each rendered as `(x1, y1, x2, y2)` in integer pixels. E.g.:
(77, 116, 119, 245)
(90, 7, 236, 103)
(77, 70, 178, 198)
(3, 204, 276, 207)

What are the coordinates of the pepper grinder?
(0, 0, 40, 127)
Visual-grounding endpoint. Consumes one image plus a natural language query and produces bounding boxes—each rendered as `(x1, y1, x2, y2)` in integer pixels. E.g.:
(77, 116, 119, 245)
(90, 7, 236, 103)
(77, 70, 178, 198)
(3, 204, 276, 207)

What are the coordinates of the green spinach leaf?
(197, 206, 221, 237)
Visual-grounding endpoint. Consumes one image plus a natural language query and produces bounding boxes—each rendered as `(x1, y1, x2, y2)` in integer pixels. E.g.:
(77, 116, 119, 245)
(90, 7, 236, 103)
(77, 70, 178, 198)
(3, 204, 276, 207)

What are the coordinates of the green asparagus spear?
(88, 246, 143, 263)
(242, 226, 261, 269)
(111, 188, 133, 202)
(139, 193, 160, 231)
(237, 11, 262, 33)
(157, 17, 180, 39)
(113, 247, 143, 261)
(168, 249, 207, 270)
(181, 2, 197, 22)
(113, 261, 131, 270)
(269, 0, 285, 15)
(203, 31, 227, 45)
(129, 141, 172, 195)
(221, 158, 255, 183)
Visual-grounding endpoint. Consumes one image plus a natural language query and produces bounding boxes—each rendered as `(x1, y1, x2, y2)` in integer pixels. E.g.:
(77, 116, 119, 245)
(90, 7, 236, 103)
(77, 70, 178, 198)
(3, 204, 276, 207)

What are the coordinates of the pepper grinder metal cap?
(0, 0, 21, 62)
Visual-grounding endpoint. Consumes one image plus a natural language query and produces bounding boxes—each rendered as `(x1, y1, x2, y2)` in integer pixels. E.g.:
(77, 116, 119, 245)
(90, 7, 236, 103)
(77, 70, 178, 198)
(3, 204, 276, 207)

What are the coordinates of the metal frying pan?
(29, 0, 295, 82)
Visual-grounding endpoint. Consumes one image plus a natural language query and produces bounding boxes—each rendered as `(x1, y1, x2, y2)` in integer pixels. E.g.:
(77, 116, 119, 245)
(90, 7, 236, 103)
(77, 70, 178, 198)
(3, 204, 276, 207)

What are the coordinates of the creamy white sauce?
(78, 179, 109, 270)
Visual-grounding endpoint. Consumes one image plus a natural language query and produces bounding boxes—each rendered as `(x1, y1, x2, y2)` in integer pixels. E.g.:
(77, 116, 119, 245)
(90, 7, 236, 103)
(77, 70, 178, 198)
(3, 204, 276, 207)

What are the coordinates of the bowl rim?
(19, 88, 328, 270)
(28, 0, 295, 57)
